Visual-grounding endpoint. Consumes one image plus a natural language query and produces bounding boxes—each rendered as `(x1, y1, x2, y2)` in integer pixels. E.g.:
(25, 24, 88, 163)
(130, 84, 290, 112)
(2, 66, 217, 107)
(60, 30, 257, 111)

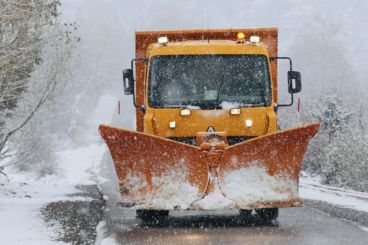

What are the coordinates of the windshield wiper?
(216, 80, 226, 105)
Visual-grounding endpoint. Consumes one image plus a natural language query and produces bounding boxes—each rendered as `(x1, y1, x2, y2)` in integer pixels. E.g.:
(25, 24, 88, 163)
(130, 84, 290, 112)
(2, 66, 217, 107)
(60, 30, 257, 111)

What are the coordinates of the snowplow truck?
(99, 28, 319, 221)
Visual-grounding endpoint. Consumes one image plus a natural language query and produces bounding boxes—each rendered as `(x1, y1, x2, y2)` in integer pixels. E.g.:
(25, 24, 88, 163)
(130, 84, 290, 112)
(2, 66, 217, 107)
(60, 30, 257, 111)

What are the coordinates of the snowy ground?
(1, 150, 368, 245)
(0, 143, 106, 245)
(300, 172, 368, 213)
(0, 93, 115, 245)
(300, 172, 368, 232)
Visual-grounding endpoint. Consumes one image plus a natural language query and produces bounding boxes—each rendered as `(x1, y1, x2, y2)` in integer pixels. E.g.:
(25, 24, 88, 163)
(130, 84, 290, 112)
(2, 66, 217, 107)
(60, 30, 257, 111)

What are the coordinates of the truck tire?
(255, 208, 278, 221)
(136, 209, 169, 222)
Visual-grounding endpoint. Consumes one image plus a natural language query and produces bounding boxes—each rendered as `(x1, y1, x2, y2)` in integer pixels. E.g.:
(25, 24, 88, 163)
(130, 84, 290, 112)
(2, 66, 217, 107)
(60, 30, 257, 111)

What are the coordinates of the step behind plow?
(99, 123, 319, 211)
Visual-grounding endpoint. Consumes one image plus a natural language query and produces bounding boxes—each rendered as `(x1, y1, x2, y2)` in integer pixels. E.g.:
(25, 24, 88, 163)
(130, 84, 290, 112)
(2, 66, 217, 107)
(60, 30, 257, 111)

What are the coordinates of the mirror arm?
(278, 92, 294, 107)
(130, 58, 148, 109)
(270, 56, 295, 107)
(139, 105, 146, 114)
(270, 56, 293, 71)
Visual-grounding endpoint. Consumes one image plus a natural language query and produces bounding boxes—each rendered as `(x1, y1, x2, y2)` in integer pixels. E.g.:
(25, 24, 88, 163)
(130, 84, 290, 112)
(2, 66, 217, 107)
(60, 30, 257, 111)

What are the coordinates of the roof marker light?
(158, 36, 169, 46)
(250, 36, 260, 44)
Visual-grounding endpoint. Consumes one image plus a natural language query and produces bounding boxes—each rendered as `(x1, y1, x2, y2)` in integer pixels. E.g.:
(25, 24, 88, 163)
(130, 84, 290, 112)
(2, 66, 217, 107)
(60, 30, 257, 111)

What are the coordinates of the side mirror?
(123, 69, 134, 95)
(288, 71, 301, 94)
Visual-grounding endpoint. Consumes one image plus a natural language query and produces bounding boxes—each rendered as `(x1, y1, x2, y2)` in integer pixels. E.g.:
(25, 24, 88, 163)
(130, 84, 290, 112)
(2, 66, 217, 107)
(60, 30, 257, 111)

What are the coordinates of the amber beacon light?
(237, 32, 245, 41)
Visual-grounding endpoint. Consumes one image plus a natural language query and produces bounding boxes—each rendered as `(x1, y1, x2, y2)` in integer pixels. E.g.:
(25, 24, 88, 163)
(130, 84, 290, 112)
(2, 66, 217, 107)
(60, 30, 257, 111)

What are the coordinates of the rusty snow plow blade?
(99, 123, 319, 211)
(218, 123, 320, 209)
(99, 125, 209, 210)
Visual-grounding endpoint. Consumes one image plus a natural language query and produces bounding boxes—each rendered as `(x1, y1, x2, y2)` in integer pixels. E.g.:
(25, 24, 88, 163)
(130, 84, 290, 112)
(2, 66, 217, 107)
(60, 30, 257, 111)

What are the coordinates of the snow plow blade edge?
(99, 123, 319, 210)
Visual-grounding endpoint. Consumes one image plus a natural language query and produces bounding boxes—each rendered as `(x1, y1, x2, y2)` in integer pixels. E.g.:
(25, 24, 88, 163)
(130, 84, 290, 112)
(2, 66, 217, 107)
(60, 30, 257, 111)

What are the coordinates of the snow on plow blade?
(99, 123, 319, 210)
(218, 123, 320, 209)
(99, 125, 209, 210)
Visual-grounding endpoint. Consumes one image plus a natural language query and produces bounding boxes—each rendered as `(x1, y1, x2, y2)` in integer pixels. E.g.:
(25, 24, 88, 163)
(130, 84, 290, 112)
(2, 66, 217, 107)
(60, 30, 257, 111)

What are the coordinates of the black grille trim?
(167, 137, 196, 145)
(227, 136, 255, 145)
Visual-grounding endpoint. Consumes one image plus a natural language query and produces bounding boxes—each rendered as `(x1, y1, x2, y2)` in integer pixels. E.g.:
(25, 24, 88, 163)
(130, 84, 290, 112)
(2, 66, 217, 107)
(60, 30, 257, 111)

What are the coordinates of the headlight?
(245, 119, 253, 127)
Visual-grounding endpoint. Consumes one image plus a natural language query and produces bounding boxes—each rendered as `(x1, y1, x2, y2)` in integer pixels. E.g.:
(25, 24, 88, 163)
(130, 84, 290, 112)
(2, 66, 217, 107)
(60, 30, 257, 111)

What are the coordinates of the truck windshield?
(148, 55, 272, 109)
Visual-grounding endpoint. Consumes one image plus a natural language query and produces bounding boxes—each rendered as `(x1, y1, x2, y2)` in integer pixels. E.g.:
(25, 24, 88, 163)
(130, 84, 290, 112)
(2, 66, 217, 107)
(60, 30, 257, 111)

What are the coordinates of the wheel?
(239, 209, 252, 216)
(255, 208, 278, 221)
(136, 209, 169, 222)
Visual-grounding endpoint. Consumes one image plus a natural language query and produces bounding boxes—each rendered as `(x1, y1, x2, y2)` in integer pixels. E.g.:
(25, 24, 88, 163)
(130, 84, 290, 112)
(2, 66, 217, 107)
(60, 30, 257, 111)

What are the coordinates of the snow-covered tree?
(303, 95, 368, 191)
(0, 1, 77, 177)
(0, 0, 58, 112)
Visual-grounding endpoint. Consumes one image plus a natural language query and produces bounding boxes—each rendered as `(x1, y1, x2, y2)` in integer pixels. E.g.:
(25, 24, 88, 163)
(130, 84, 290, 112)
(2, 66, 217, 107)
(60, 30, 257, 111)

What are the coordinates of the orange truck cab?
(123, 28, 301, 142)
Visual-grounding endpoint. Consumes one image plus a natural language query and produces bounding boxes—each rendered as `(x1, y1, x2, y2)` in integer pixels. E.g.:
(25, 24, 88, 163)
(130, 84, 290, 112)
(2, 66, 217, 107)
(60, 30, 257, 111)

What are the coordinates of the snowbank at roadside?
(300, 172, 368, 213)
(95, 221, 120, 245)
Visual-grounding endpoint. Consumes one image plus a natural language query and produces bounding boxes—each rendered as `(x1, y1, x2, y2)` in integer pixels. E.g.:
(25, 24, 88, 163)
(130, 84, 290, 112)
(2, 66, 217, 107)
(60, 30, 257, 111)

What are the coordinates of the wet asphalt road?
(100, 153, 368, 245)
(105, 207, 368, 245)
